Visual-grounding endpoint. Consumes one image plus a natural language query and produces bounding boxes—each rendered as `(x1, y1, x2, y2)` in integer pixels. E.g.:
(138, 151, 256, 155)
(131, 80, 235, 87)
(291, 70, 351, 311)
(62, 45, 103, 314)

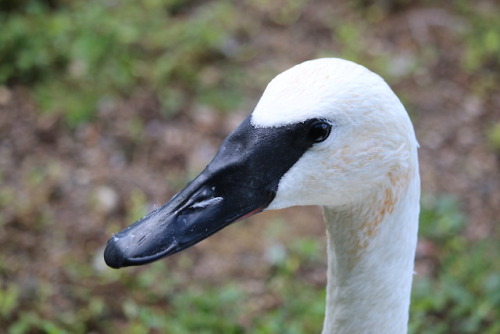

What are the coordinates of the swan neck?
(321, 176, 420, 334)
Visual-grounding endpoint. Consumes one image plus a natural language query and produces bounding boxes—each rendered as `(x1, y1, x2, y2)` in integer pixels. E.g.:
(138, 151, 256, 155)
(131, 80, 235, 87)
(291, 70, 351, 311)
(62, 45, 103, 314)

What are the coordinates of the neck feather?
(321, 172, 420, 334)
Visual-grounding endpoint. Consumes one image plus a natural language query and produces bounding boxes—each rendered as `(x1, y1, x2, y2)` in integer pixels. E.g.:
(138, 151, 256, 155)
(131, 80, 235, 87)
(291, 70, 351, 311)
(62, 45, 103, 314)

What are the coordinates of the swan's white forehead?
(251, 58, 387, 128)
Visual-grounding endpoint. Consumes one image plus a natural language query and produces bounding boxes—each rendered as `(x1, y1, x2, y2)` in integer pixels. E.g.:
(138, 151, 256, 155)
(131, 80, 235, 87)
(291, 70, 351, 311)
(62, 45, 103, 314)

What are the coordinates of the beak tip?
(104, 237, 127, 269)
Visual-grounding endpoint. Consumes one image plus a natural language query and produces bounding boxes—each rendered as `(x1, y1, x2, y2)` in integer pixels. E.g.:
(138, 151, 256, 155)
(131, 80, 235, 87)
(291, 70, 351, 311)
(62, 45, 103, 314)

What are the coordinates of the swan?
(104, 58, 420, 334)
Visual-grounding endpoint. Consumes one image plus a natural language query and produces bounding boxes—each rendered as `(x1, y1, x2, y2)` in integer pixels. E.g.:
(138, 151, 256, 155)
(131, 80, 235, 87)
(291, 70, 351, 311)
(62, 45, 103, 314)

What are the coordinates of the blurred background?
(0, 0, 499, 333)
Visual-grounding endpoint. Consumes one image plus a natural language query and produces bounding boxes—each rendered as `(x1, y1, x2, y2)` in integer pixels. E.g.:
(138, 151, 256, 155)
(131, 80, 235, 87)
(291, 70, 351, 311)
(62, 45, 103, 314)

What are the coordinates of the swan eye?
(309, 121, 331, 143)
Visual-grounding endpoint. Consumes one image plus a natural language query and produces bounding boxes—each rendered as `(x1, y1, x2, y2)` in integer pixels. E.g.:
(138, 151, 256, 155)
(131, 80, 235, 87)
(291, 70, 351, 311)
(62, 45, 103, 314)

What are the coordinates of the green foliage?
(411, 240, 500, 334)
(457, 1, 500, 96)
(461, 8, 500, 72)
(486, 122, 500, 152)
(410, 195, 500, 334)
(0, 284, 19, 319)
(0, 0, 243, 126)
(251, 238, 325, 333)
(332, 21, 366, 64)
(157, 285, 246, 333)
(419, 195, 466, 242)
(127, 189, 148, 222)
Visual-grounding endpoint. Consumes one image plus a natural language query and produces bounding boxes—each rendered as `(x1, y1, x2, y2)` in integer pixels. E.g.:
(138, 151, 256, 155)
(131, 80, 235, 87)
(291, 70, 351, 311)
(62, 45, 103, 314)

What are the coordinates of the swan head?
(254, 58, 418, 210)
(104, 58, 419, 268)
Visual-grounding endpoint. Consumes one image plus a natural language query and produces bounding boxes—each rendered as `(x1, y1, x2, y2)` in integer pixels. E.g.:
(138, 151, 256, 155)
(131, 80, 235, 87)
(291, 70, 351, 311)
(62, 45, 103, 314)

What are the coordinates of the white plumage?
(253, 59, 420, 334)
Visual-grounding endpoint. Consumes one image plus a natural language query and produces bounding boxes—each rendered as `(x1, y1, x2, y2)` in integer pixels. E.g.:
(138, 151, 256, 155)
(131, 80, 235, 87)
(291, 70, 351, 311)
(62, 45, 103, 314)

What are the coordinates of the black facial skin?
(104, 116, 332, 269)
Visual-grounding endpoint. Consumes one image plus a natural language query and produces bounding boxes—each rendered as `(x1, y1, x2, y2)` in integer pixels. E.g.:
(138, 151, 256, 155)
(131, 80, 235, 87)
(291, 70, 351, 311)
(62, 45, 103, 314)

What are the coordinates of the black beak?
(104, 116, 317, 268)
